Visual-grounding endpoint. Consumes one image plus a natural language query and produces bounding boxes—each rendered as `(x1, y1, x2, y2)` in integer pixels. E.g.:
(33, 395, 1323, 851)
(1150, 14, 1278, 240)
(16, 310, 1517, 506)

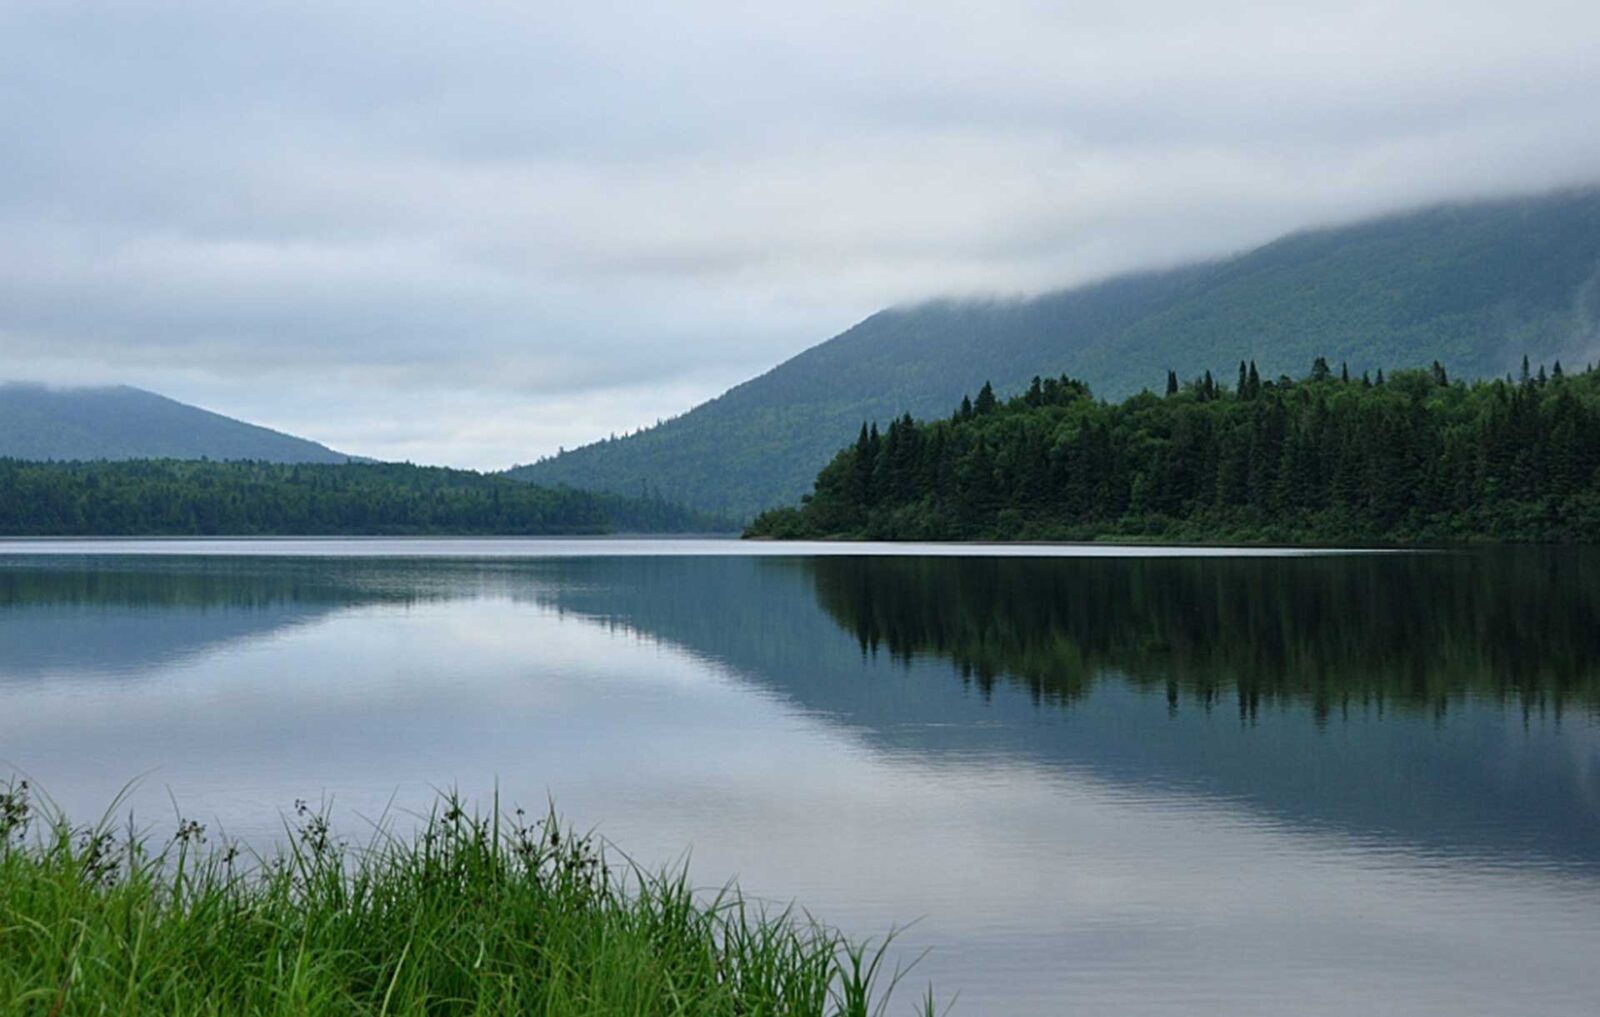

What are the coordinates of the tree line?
(747, 357, 1600, 543)
(0, 460, 735, 536)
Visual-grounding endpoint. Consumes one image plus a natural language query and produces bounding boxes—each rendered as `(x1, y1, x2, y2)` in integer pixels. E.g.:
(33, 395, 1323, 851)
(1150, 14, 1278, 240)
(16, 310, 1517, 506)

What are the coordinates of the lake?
(2, 539, 1597, 1015)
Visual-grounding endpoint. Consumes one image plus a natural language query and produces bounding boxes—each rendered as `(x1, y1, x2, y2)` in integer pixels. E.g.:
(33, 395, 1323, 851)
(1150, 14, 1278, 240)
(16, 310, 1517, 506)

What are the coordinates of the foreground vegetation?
(0, 460, 736, 536)
(749, 358, 1600, 543)
(0, 782, 933, 1016)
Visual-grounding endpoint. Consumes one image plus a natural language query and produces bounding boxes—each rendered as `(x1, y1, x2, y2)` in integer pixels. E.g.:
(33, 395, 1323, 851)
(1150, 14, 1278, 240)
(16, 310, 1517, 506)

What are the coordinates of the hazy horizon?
(4, 2, 1598, 468)
(4, 181, 1598, 469)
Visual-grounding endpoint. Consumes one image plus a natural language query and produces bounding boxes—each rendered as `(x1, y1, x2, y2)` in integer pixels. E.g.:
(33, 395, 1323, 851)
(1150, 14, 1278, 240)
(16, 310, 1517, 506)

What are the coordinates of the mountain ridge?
(511, 186, 1600, 518)
(0, 383, 361, 464)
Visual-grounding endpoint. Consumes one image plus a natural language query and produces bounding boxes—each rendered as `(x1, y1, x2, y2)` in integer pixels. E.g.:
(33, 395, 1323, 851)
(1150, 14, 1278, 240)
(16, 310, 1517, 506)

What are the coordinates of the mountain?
(510, 187, 1600, 518)
(0, 383, 358, 463)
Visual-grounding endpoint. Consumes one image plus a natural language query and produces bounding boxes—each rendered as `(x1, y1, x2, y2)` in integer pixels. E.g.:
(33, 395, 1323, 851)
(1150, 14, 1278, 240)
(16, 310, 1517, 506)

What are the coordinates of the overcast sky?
(3, 1, 1598, 467)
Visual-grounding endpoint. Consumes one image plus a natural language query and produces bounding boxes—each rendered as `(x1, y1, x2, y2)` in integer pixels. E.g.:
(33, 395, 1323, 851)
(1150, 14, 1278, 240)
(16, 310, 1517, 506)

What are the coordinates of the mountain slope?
(0, 384, 358, 463)
(513, 187, 1600, 518)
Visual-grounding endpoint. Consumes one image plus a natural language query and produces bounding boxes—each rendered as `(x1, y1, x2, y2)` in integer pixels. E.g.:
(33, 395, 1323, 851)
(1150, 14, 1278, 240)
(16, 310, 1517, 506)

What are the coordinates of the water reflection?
(3, 551, 1598, 869)
(1, 547, 1598, 1016)
(808, 552, 1600, 718)
(507, 553, 1600, 870)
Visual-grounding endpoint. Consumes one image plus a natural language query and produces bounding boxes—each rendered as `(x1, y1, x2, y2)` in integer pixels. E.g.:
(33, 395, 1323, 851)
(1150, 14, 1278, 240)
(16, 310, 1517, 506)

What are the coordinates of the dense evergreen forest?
(519, 188, 1600, 519)
(747, 357, 1600, 543)
(0, 460, 734, 536)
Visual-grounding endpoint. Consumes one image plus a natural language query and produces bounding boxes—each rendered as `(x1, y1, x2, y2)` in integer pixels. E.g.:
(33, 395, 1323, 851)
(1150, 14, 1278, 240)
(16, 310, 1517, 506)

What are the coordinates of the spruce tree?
(974, 382, 997, 415)
(851, 422, 875, 509)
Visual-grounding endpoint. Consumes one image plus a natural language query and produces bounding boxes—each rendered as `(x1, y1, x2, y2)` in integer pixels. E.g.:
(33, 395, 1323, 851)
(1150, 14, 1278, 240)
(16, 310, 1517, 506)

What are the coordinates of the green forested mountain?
(746, 358, 1600, 543)
(512, 187, 1600, 519)
(0, 384, 357, 463)
(0, 460, 734, 536)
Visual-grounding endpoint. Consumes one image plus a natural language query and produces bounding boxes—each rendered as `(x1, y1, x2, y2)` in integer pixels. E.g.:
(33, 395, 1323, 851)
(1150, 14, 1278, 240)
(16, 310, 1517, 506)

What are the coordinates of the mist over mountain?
(511, 188, 1600, 518)
(0, 384, 358, 464)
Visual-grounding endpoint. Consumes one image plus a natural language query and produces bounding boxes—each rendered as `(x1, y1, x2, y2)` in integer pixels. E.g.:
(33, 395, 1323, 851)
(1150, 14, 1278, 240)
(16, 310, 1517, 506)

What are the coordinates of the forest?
(747, 357, 1600, 543)
(0, 460, 733, 536)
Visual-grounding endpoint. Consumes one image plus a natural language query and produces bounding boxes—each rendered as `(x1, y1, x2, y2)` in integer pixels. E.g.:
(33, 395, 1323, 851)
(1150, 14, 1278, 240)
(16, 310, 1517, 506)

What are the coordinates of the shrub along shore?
(0, 782, 935, 1016)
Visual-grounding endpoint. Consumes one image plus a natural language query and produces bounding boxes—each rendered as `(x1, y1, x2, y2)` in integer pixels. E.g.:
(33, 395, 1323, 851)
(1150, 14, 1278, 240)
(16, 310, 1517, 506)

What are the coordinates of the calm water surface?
(2, 540, 1598, 1015)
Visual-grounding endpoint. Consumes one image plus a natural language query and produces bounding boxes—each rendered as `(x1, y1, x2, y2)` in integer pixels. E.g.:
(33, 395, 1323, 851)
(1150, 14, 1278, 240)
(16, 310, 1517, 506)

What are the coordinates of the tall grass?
(0, 780, 942, 1016)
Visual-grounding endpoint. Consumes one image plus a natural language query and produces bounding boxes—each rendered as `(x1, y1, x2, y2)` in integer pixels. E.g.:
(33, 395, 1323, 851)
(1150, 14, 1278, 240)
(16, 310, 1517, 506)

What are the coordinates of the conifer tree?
(974, 382, 997, 415)
(851, 422, 876, 508)
(1166, 370, 1179, 397)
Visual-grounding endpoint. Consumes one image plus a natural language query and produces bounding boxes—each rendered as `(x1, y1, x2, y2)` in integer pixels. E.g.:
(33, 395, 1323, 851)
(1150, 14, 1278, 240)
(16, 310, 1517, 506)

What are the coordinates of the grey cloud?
(2, 0, 1598, 466)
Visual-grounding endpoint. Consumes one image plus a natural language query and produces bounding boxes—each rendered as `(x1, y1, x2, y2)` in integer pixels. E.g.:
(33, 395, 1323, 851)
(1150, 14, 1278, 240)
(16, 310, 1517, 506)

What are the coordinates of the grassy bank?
(0, 782, 936, 1016)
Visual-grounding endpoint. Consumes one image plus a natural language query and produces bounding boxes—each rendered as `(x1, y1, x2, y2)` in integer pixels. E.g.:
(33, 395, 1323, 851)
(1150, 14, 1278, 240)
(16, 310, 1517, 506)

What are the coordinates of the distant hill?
(511, 187, 1600, 518)
(0, 460, 737, 535)
(0, 384, 358, 463)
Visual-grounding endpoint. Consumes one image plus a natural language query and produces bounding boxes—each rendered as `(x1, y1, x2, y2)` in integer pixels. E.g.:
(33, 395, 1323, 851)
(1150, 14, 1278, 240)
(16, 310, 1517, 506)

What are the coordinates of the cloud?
(2, 0, 1598, 467)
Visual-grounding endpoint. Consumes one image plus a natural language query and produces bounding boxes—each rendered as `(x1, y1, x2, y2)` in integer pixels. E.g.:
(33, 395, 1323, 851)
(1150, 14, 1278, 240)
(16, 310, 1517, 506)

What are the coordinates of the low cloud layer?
(3, 0, 1598, 467)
